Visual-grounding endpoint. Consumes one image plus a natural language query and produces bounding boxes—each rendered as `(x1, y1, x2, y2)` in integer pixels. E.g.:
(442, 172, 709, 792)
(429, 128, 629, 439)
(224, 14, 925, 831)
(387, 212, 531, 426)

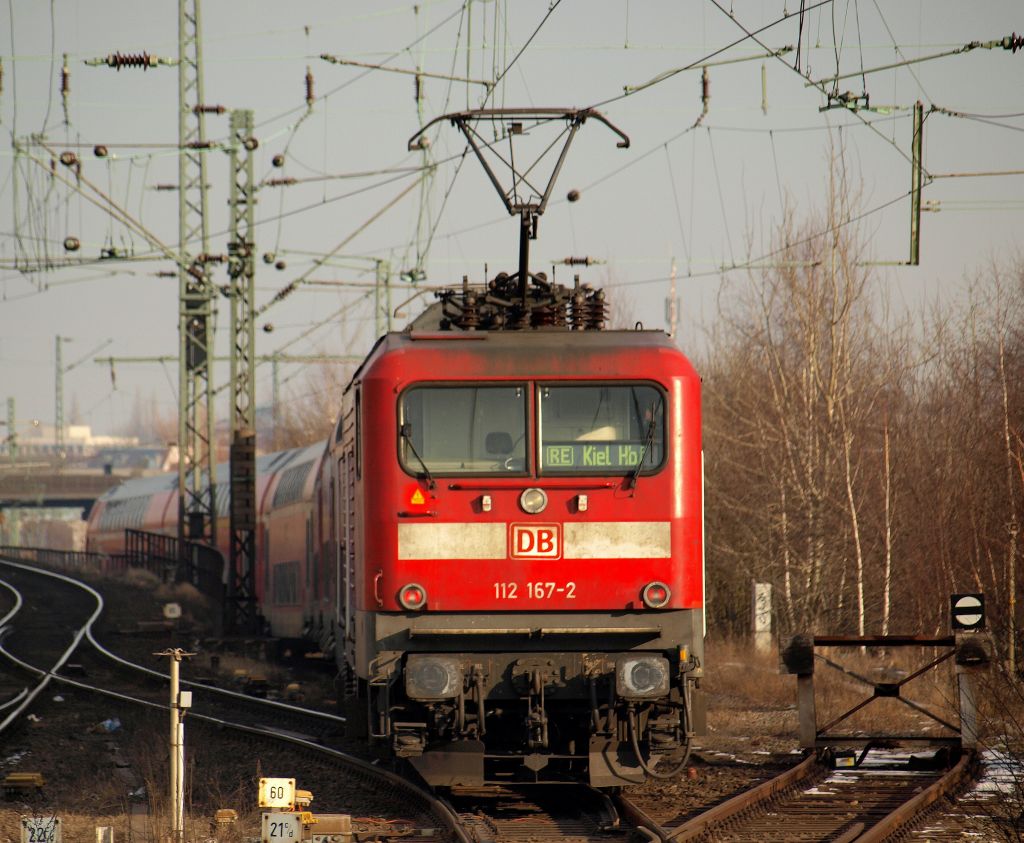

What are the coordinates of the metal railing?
(0, 545, 111, 572)
(1, 531, 225, 608)
(124, 529, 225, 605)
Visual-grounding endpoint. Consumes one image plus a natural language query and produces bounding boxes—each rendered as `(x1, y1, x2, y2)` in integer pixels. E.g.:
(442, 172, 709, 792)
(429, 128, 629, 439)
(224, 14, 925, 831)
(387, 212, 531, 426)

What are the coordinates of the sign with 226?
(20, 816, 61, 843)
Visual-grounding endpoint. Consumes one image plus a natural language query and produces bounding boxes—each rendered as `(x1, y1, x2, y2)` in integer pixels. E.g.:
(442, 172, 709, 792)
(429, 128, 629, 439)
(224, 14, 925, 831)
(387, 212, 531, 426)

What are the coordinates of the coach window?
(538, 383, 666, 475)
(400, 384, 527, 474)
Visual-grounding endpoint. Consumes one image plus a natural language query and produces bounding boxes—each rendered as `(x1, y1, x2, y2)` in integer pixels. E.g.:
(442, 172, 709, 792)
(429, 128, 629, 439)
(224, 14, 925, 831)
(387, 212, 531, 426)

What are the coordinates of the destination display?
(542, 441, 651, 469)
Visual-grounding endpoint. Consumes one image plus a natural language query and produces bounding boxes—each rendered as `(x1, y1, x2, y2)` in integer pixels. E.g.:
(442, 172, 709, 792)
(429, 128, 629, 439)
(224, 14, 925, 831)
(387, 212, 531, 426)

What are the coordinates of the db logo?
(510, 523, 561, 559)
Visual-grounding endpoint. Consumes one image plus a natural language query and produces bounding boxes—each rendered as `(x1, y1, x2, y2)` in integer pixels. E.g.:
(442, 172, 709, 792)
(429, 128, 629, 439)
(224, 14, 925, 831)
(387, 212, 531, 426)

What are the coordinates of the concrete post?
(158, 648, 194, 843)
(781, 634, 817, 749)
(752, 581, 773, 654)
(954, 632, 993, 750)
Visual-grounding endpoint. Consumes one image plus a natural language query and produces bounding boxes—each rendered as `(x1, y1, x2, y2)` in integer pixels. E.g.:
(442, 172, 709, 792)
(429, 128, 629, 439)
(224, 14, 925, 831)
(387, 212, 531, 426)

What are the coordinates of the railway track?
(446, 784, 626, 843)
(0, 555, 470, 842)
(0, 553, 1000, 842)
(0, 563, 102, 736)
(617, 748, 975, 842)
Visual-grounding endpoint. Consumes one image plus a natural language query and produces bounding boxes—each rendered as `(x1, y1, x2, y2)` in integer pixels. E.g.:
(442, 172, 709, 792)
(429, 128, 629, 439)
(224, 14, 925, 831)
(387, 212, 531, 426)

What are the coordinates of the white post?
(752, 581, 773, 654)
(169, 653, 179, 842)
(158, 648, 194, 843)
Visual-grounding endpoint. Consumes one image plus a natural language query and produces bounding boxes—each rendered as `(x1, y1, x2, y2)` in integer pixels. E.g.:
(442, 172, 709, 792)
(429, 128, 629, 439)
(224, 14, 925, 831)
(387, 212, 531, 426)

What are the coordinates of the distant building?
(1, 423, 140, 459)
(0, 422, 174, 471)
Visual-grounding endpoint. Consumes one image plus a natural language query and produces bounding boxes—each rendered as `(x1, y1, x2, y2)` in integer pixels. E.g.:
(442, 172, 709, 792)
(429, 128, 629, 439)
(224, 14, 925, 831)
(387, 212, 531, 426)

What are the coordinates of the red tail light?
(399, 583, 427, 611)
(642, 581, 671, 609)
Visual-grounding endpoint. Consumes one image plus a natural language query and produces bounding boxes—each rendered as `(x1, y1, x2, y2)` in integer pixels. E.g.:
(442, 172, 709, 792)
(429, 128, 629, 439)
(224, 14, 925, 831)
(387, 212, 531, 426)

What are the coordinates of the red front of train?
(321, 326, 705, 787)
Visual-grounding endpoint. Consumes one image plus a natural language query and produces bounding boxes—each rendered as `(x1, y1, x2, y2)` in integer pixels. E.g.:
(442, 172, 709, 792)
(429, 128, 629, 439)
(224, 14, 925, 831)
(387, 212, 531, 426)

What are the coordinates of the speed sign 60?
(259, 777, 296, 809)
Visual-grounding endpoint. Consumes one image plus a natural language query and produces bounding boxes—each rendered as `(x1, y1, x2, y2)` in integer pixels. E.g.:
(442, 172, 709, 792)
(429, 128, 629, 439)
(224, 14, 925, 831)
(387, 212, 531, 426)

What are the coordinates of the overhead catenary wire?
(588, 0, 836, 110)
(6, 0, 974, 299)
(38, 104, 596, 282)
(256, 3, 468, 131)
(623, 45, 795, 95)
(39, 0, 56, 135)
(320, 52, 493, 89)
(806, 35, 1024, 88)
(706, 127, 736, 268)
(368, 108, 904, 260)
(480, 0, 563, 109)
(870, 0, 932, 106)
(611, 186, 913, 289)
(930, 106, 1024, 134)
(703, 0, 919, 169)
(21, 142, 184, 269)
(663, 146, 692, 272)
(256, 173, 425, 317)
(14, 155, 435, 284)
(5, 0, 1020, 411)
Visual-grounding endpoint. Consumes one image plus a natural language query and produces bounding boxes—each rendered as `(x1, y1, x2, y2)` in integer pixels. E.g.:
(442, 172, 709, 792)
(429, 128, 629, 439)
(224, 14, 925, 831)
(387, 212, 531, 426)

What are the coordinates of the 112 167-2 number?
(494, 582, 575, 599)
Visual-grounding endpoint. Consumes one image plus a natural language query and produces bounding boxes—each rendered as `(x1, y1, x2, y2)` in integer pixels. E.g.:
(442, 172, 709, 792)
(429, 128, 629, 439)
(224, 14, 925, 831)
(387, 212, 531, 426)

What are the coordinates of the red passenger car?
(86, 444, 325, 645)
(320, 293, 705, 787)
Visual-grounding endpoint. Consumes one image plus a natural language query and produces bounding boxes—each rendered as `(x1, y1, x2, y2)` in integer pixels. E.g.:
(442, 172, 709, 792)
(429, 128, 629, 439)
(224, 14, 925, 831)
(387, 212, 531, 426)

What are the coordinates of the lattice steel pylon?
(226, 109, 258, 633)
(177, 0, 217, 549)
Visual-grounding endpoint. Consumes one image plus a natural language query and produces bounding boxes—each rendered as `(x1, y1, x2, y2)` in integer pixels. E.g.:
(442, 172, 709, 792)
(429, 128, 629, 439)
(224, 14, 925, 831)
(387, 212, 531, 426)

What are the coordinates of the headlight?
(616, 656, 670, 699)
(405, 656, 462, 700)
(519, 487, 548, 514)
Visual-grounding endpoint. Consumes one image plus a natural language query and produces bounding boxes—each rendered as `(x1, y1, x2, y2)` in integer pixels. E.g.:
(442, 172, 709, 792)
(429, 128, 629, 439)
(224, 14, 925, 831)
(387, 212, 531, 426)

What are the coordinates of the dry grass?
(702, 638, 963, 745)
(704, 638, 794, 708)
(122, 567, 162, 589)
(701, 638, 799, 744)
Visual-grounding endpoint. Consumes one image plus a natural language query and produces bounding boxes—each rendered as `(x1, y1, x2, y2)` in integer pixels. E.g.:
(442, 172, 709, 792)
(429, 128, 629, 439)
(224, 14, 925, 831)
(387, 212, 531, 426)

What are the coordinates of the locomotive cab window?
(538, 383, 666, 474)
(400, 384, 527, 475)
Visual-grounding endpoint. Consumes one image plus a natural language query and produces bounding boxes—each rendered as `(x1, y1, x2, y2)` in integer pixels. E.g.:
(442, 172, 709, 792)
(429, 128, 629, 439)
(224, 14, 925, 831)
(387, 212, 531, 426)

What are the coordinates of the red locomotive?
(320, 280, 706, 787)
(87, 108, 707, 787)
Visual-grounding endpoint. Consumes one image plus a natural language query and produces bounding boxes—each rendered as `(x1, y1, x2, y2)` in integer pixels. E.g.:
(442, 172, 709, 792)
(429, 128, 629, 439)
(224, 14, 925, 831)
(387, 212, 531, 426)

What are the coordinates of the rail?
(856, 750, 975, 842)
(0, 558, 470, 843)
(619, 748, 976, 841)
(0, 560, 105, 735)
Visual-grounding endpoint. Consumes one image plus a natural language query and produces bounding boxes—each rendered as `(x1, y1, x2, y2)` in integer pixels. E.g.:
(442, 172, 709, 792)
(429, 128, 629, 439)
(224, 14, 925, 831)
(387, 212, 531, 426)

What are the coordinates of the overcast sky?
(1, 1, 1021, 438)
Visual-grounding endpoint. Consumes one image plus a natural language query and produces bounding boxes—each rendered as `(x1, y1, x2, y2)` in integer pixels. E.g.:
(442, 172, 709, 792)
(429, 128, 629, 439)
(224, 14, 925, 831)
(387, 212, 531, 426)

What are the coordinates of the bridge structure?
(0, 466, 122, 515)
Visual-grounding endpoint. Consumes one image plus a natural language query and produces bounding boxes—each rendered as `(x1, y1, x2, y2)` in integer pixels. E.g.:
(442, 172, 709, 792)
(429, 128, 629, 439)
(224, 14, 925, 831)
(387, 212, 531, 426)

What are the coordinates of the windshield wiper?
(628, 402, 661, 491)
(400, 424, 435, 489)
